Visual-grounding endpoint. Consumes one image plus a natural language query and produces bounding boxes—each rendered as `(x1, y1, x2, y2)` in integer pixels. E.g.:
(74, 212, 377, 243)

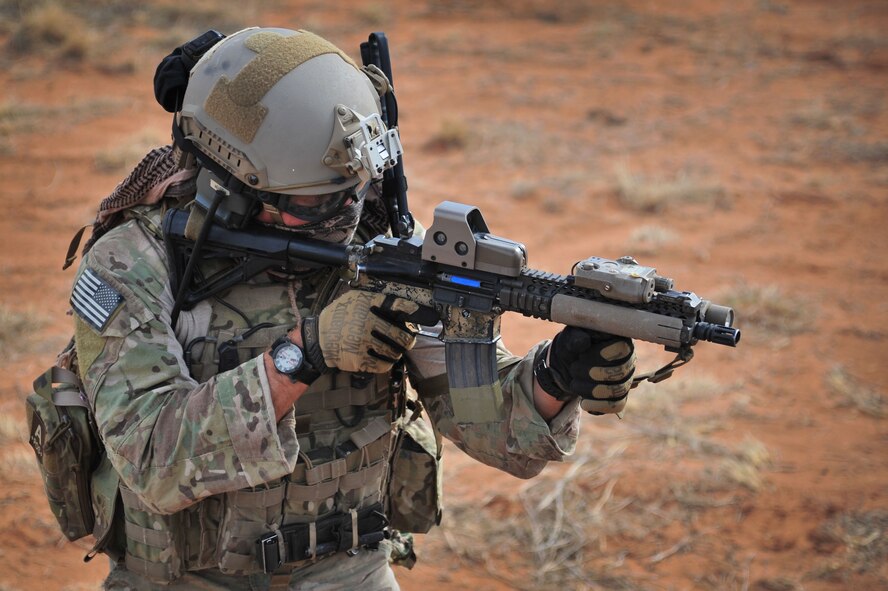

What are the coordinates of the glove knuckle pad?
(588, 354, 636, 382)
(599, 340, 633, 362)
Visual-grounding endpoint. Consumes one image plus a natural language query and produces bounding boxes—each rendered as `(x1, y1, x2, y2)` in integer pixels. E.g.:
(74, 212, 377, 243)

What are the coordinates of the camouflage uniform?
(72, 204, 582, 590)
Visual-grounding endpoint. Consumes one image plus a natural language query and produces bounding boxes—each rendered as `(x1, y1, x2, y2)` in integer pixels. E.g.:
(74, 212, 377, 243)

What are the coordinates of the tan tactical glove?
(534, 326, 636, 415)
(302, 291, 420, 374)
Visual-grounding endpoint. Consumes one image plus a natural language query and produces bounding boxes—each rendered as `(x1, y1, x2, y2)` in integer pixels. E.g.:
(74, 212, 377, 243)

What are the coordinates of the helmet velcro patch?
(204, 30, 357, 143)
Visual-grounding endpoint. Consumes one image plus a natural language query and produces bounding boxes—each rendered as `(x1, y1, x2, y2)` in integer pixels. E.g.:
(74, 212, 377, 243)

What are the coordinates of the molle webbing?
(349, 415, 391, 449)
(292, 374, 391, 435)
(204, 31, 357, 143)
(119, 486, 182, 581)
(126, 552, 176, 582)
(288, 418, 391, 505)
(304, 457, 347, 486)
(217, 486, 289, 573)
(219, 549, 254, 573)
(287, 462, 387, 504)
(228, 485, 286, 508)
(124, 521, 172, 549)
(119, 485, 153, 512)
(295, 380, 382, 413)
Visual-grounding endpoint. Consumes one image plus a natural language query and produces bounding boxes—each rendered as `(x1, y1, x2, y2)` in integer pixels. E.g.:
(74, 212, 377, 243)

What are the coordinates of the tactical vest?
(106, 223, 441, 582)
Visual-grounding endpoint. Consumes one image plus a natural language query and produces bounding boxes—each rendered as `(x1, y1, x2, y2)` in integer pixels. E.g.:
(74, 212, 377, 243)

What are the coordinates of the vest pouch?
(119, 484, 185, 583)
(87, 454, 122, 560)
(387, 413, 443, 534)
(25, 366, 100, 541)
(216, 483, 286, 575)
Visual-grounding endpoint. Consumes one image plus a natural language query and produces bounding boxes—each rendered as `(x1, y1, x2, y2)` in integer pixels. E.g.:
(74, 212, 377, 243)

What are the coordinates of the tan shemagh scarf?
(65, 145, 196, 268)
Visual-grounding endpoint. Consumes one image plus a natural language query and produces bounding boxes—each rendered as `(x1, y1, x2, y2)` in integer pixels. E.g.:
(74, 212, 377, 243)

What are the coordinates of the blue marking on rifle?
(448, 276, 482, 288)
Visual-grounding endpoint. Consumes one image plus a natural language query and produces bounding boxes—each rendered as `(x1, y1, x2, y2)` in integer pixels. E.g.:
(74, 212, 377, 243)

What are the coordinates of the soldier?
(70, 27, 637, 590)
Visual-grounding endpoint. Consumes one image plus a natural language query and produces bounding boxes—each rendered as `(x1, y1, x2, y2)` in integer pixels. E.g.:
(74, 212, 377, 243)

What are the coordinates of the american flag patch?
(71, 268, 123, 332)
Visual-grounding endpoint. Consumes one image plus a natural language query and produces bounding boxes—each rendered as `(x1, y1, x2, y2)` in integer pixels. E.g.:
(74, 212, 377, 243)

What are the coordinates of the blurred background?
(0, 1, 886, 589)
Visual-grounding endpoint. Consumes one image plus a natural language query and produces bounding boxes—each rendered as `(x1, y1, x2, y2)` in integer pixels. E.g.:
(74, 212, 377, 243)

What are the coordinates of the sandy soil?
(1, 1, 886, 590)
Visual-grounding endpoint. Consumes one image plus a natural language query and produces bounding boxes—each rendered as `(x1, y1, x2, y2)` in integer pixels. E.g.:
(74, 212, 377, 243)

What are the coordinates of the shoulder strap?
(33, 365, 81, 398)
(63, 225, 92, 270)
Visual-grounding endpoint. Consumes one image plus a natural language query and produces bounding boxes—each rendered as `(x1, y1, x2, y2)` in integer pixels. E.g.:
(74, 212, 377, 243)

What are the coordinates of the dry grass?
(623, 224, 679, 256)
(0, 102, 46, 134)
(0, 103, 49, 155)
(2, 0, 264, 70)
(424, 119, 472, 152)
(1, 99, 127, 155)
(94, 129, 170, 173)
(0, 305, 36, 358)
(426, 372, 769, 590)
(826, 366, 886, 419)
(717, 437, 772, 491)
(808, 510, 888, 581)
(0, 414, 26, 445)
(510, 179, 539, 202)
(719, 284, 811, 340)
(817, 140, 888, 164)
(434, 443, 647, 590)
(520, 171, 602, 214)
(6, 3, 93, 61)
(0, 447, 40, 481)
(628, 374, 727, 421)
(0, 101, 47, 154)
(138, 1, 261, 32)
(356, 3, 388, 27)
(614, 164, 728, 212)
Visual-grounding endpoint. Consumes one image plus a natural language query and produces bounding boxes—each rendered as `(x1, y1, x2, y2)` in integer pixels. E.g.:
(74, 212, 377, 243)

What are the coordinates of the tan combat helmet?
(177, 27, 401, 196)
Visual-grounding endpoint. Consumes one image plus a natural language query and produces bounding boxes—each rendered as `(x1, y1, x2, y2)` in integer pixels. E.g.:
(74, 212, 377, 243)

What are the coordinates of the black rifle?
(163, 201, 739, 386)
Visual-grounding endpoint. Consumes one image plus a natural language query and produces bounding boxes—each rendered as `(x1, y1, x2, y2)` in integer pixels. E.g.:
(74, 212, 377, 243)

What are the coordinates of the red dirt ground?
(1, 1, 886, 590)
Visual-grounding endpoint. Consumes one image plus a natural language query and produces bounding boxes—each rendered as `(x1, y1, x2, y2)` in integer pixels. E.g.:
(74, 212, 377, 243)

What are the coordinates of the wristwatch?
(270, 335, 320, 385)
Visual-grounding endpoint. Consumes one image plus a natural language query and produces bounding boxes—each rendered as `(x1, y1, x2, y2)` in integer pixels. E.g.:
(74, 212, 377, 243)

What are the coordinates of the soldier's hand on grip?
(303, 291, 420, 374)
(536, 326, 636, 415)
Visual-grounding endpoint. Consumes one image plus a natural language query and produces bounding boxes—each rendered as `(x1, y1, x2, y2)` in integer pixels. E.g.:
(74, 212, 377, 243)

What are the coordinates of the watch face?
(273, 343, 303, 374)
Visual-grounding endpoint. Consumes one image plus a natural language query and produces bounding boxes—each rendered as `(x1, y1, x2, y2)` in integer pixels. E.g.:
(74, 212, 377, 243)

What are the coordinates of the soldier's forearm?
(533, 376, 567, 421)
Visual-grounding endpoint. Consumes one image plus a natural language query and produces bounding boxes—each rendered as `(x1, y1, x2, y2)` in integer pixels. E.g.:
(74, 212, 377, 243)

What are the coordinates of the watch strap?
(301, 316, 330, 376)
(533, 343, 572, 401)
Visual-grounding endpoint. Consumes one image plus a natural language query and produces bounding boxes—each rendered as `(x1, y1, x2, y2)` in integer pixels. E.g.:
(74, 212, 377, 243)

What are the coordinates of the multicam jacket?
(71, 204, 582, 585)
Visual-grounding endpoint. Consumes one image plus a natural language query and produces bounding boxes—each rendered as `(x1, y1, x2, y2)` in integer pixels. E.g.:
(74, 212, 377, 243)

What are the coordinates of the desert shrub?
(615, 165, 728, 212)
(6, 3, 92, 61)
(94, 129, 169, 173)
(720, 283, 811, 338)
(425, 119, 472, 151)
(808, 510, 888, 580)
(0, 305, 32, 357)
(624, 224, 679, 256)
(826, 366, 886, 419)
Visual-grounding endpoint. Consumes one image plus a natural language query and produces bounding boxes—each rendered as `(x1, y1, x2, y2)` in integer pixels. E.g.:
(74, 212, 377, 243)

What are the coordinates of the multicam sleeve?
(406, 332, 581, 479)
(74, 221, 298, 515)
